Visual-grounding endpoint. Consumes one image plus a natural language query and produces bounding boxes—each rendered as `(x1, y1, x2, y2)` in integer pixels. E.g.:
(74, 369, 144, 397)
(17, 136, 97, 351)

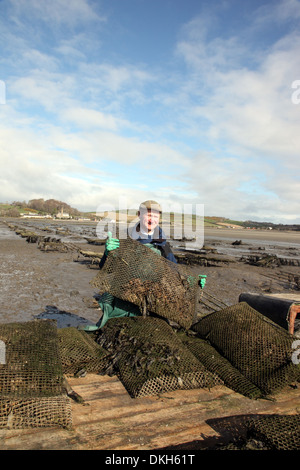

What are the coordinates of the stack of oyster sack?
(1, 302, 299, 434)
(88, 237, 299, 399)
(0, 320, 72, 429)
(90, 302, 299, 400)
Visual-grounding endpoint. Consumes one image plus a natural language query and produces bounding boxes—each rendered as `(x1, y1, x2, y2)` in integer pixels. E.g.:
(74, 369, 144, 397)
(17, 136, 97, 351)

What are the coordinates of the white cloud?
(0, 116, 189, 212)
(1, 0, 300, 223)
(60, 108, 120, 131)
(170, 5, 300, 223)
(253, 0, 300, 25)
(10, 73, 76, 114)
(10, 0, 104, 28)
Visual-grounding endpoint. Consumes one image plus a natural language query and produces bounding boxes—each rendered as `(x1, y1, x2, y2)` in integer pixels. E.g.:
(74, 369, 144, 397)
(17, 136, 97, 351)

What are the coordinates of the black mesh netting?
(180, 334, 263, 399)
(245, 414, 300, 450)
(204, 413, 300, 450)
(0, 320, 72, 429)
(192, 302, 300, 395)
(91, 237, 198, 329)
(95, 316, 223, 398)
(57, 327, 109, 376)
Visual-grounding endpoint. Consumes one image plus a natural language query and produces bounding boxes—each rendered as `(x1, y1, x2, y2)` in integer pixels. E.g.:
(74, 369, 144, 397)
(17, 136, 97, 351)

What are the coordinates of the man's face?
(139, 209, 160, 232)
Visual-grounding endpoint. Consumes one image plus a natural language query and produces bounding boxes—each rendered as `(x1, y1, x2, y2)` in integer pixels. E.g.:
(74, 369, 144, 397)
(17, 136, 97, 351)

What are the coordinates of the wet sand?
(204, 227, 300, 244)
(0, 220, 102, 326)
(0, 218, 299, 327)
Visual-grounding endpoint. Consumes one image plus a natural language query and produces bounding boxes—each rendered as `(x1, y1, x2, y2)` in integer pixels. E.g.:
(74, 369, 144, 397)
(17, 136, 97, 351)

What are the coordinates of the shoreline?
(204, 227, 300, 245)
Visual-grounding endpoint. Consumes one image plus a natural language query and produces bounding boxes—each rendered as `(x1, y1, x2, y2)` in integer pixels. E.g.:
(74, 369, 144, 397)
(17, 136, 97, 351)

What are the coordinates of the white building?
(56, 208, 71, 219)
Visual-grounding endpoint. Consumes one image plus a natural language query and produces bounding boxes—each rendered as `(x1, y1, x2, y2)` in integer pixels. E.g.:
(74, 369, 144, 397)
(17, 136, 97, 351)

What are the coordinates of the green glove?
(187, 275, 198, 288)
(105, 231, 119, 254)
(187, 274, 207, 289)
(143, 243, 161, 256)
(198, 274, 207, 289)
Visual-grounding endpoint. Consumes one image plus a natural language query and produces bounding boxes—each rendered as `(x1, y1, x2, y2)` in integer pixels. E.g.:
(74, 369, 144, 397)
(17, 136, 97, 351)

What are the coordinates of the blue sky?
(0, 0, 300, 223)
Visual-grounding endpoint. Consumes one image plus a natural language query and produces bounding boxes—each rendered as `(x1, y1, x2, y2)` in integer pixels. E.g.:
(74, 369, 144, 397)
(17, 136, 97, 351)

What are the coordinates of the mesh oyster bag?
(95, 316, 223, 398)
(91, 238, 198, 329)
(180, 333, 263, 399)
(0, 320, 72, 429)
(192, 302, 300, 395)
(245, 414, 300, 450)
(57, 327, 109, 376)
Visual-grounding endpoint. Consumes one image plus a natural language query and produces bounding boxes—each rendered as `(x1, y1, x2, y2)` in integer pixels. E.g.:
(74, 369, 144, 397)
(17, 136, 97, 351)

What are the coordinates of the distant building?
(56, 208, 71, 219)
(21, 213, 52, 219)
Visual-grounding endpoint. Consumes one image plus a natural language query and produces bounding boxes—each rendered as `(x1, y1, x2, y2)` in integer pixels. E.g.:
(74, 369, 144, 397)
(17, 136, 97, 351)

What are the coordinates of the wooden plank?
(0, 374, 299, 450)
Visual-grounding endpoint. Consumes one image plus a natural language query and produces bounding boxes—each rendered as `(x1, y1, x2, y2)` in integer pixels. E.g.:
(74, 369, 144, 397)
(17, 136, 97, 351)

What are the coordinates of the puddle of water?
(0, 227, 20, 240)
(34, 306, 96, 329)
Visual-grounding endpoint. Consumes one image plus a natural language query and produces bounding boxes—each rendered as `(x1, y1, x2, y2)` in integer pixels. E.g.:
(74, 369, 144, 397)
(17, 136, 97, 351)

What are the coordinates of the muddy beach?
(0, 218, 299, 328)
(0, 219, 102, 327)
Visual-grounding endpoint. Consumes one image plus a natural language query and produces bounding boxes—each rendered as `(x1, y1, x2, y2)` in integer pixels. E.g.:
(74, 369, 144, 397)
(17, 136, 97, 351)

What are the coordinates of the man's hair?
(139, 200, 162, 213)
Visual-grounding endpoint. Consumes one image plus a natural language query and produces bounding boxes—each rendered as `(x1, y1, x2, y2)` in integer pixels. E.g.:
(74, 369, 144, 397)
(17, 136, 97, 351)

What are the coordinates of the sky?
(0, 0, 300, 223)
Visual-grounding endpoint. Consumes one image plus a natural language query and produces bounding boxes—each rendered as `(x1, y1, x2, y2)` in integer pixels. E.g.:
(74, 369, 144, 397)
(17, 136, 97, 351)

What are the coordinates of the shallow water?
(34, 306, 96, 329)
(0, 227, 20, 240)
(205, 238, 300, 261)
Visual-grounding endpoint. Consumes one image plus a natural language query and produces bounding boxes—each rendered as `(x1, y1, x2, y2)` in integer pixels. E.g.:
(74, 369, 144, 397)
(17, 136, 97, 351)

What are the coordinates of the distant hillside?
(204, 216, 245, 228)
(242, 220, 300, 231)
(204, 216, 300, 231)
(0, 199, 82, 217)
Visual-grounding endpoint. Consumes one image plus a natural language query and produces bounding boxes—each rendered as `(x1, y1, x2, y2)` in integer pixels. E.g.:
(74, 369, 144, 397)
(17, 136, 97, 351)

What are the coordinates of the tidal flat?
(0, 218, 299, 327)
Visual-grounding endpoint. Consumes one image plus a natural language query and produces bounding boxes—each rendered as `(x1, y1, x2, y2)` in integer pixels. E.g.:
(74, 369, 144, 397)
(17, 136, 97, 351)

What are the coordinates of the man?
(85, 200, 206, 330)
(100, 199, 177, 267)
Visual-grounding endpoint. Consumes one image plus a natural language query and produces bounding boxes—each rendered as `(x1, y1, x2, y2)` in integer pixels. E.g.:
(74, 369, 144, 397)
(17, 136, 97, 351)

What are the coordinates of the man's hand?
(187, 274, 207, 289)
(105, 231, 120, 254)
(198, 274, 207, 289)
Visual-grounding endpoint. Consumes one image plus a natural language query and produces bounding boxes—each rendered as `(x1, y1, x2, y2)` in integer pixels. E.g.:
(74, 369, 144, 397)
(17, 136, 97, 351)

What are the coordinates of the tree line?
(2, 199, 82, 217)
